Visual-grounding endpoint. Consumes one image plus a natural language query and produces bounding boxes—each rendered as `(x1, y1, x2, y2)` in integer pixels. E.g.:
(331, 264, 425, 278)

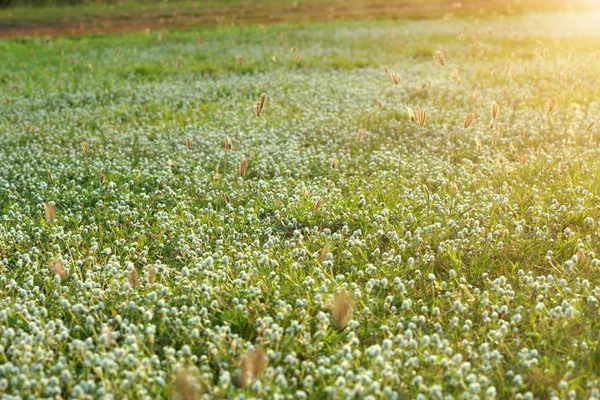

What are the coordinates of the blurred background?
(0, 0, 596, 37)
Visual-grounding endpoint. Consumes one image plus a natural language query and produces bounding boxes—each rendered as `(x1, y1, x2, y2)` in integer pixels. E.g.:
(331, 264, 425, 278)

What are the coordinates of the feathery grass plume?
(546, 97, 557, 113)
(407, 107, 415, 122)
(492, 131, 498, 146)
(559, 160, 566, 173)
(576, 248, 585, 264)
(254, 93, 267, 117)
(172, 366, 205, 400)
(434, 50, 445, 66)
(130, 269, 139, 288)
(475, 138, 482, 152)
(103, 326, 113, 347)
(239, 354, 252, 389)
(319, 242, 331, 261)
(213, 164, 220, 182)
(331, 158, 339, 169)
(114, 48, 121, 57)
(587, 122, 596, 131)
(271, 55, 277, 62)
(390, 72, 401, 86)
(314, 197, 322, 210)
(99, 172, 105, 184)
(148, 266, 156, 284)
(331, 290, 353, 329)
(498, 123, 503, 136)
(186, 137, 192, 150)
(225, 137, 232, 150)
(176, 57, 182, 68)
(520, 154, 528, 164)
(382, 66, 389, 73)
(463, 113, 474, 129)
(81, 141, 89, 153)
(45, 202, 56, 224)
(491, 101, 499, 119)
(356, 128, 365, 142)
(252, 348, 267, 380)
(571, 103, 580, 111)
(239, 347, 267, 389)
(239, 157, 248, 177)
(144, 103, 150, 113)
(417, 108, 426, 127)
(509, 143, 515, 154)
(235, 54, 243, 65)
(50, 256, 66, 281)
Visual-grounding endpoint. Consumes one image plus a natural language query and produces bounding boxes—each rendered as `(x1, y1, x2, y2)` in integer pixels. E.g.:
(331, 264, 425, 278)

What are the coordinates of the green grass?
(1, 7, 600, 400)
(0, 0, 589, 33)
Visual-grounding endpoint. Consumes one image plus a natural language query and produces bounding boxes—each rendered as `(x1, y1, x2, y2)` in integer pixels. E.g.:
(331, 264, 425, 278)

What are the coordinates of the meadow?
(1, 3, 600, 399)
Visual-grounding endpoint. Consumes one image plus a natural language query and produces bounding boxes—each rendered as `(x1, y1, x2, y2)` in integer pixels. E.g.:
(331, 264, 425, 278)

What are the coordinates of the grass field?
(0, 0, 589, 37)
(1, 2, 600, 399)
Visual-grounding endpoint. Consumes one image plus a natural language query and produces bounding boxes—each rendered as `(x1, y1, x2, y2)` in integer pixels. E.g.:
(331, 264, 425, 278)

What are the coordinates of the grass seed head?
(81, 141, 89, 153)
(225, 137, 232, 150)
(559, 160, 566, 173)
(254, 93, 267, 117)
(104, 326, 112, 347)
(239, 347, 267, 389)
(417, 108, 426, 127)
(172, 366, 204, 400)
(434, 50, 445, 66)
(491, 101, 499, 119)
(186, 137, 192, 150)
(314, 197, 322, 210)
(235, 54, 243, 65)
(239, 157, 248, 177)
(213, 164, 220, 182)
(148, 266, 156, 284)
(356, 128, 365, 142)
(407, 107, 415, 122)
(587, 121, 596, 131)
(130, 269, 139, 288)
(45, 202, 56, 224)
(463, 113, 474, 129)
(390, 72, 401, 85)
(50, 256, 66, 281)
(576, 248, 585, 264)
(547, 97, 557, 113)
(332, 290, 353, 329)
